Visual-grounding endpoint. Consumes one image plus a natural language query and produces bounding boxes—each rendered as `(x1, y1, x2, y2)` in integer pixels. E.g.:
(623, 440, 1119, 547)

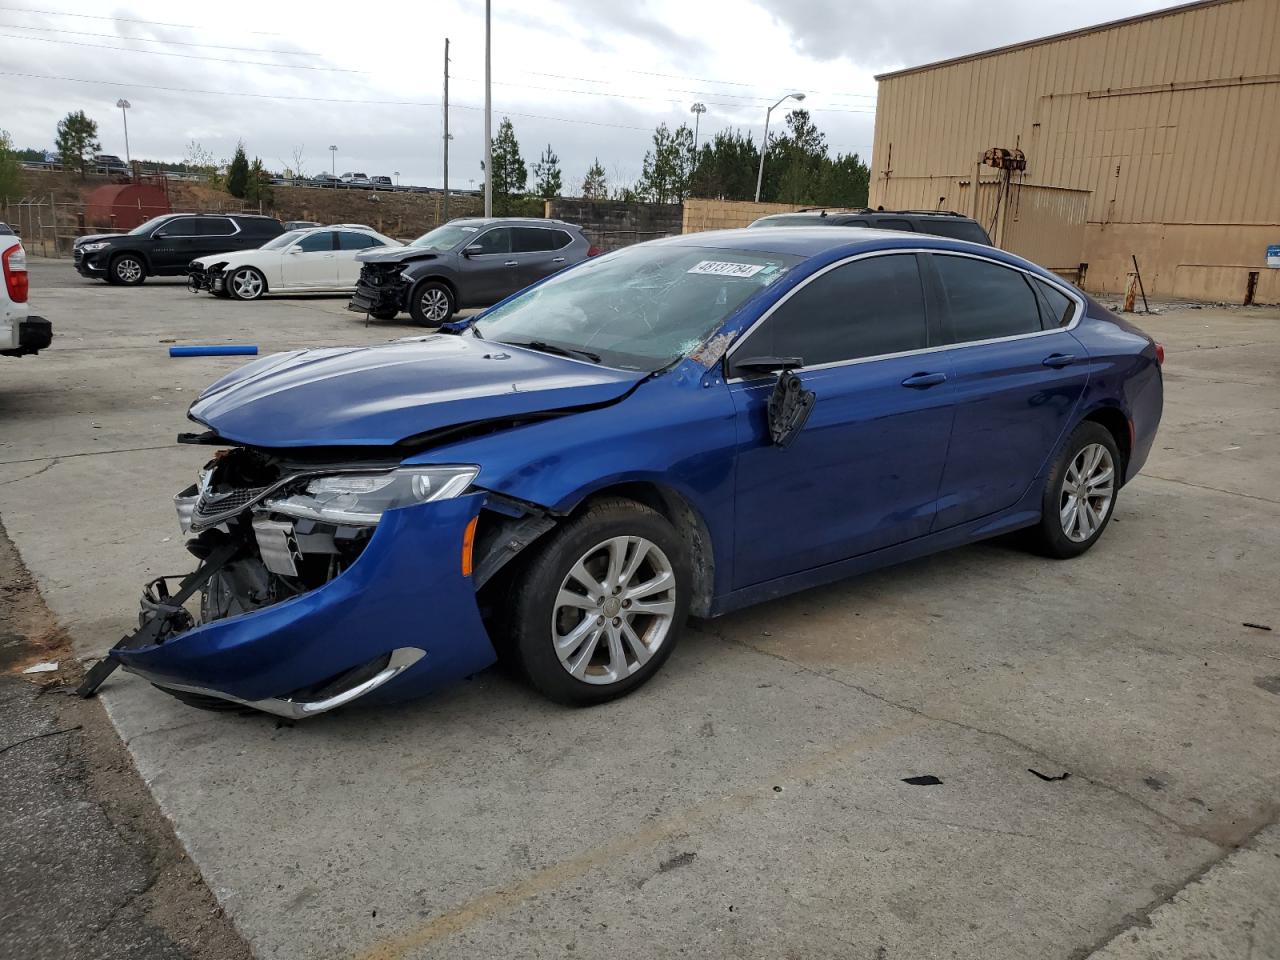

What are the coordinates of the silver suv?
(349, 218, 597, 325)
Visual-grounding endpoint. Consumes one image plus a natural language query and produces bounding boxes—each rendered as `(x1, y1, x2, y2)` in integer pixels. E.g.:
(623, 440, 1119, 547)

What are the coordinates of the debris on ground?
(21, 661, 58, 674)
(658, 851, 697, 873)
(1028, 769, 1070, 782)
(902, 775, 943, 786)
(1242, 622, 1272, 632)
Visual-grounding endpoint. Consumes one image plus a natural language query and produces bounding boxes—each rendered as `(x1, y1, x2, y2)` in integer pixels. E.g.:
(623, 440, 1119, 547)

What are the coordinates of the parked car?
(282, 220, 321, 231)
(370, 176, 394, 190)
(88, 228, 1163, 717)
(340, 172, 372, 188)
(94, 153, 129, 176)
(74, 213, 284, 285)
(2, 237, 52, 357)
(349, 217, 596, 324)
(188, 226, 400, 300)
(750, 208, 993, 245)
(311, 173, 342, 188)
(0, 222, 14, 236)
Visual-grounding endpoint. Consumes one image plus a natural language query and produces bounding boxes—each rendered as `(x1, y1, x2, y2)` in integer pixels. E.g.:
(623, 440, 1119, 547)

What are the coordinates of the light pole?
(754, 92, 805, 203)
(483, 0, 492, 217)
(690, 102, 706, 153)
(329, 144, 337, 177)
(394, 171, 400, 186)
(115, 99, 131, 167)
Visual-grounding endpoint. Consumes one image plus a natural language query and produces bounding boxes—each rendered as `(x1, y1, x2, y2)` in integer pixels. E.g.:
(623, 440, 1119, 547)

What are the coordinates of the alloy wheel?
(552, 536, 677, 685)
(116, 258, 142, 283)
(419, 288, 450, 323)
(1059, 442, 1115, 542)
(231, 269, 264, 299)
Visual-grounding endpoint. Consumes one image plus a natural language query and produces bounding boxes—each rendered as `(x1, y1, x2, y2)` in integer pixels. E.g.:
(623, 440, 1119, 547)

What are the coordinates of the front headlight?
(259, 465, 479, 525)
(81, 241, 110, 252)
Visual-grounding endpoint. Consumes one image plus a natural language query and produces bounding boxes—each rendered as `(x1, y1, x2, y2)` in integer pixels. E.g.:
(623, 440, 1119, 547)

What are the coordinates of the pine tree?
(581, 158, 607, 200)
(532, 143, 562, 198)
(54, 110, 101, 178)
(637, 123, 695, 204)
(226, 142, 250, 199)
(489, 117, 527, 215)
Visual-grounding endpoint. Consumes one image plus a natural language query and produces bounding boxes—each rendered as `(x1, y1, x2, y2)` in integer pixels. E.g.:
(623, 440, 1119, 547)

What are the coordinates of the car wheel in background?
(508, 497, 690, 705)
(1032, 421, 1121, 558)
(227, 267, 267, 301)
(109, 254, 146, 285)
(409, 281, 455, 326)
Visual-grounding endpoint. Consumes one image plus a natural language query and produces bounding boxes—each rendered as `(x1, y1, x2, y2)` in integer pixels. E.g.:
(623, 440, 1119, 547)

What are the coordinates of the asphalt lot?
(3, 258, 1279, 960)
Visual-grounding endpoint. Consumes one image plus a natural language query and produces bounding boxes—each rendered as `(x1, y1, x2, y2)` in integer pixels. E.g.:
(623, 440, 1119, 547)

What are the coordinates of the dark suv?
(749, 209, 992, 245)
(74, 213, 284, 285)
(349, 217, 595, 325)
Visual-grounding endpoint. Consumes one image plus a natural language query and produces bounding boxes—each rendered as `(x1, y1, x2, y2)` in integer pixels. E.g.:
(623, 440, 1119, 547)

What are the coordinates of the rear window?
(918, 219, 991, 245)
(197, 218, 237, 237)
(873, 218, 914, 232)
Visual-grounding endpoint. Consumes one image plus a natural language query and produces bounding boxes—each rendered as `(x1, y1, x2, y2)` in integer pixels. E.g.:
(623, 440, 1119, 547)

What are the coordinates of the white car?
(188, 226, 401, 301)
(2, 236, 52, 357)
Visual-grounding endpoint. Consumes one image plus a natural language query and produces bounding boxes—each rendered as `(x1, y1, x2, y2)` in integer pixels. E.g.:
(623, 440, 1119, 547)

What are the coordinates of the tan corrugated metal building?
(869, 0, 1280, 303)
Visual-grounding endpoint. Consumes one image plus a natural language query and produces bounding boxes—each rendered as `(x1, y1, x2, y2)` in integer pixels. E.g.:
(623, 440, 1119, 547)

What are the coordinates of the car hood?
(356, 245, 447, 265)
(191, 249, 264, 269)
(76, 233, 123, 246)
(188, 334, 644, 447)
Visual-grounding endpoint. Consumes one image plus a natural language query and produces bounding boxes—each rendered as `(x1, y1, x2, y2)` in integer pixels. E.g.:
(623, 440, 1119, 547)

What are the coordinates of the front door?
(727, 252, 956, 588)
(457, 227, 520, 305)
(923, 252, 1091, 529)
(280, 231, 338, 288)
(149, 216, 204, 271)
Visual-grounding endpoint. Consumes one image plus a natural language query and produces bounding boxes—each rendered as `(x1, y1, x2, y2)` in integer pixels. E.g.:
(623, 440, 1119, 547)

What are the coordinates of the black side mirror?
(462, 244, 482, 257)
(766, 370, 816, 447)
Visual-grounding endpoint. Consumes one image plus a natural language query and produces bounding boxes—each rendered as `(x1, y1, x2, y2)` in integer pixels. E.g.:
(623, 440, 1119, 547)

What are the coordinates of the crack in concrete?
(0, 457, 60, 485)
(1143, 474, 1280, 506)
(0, 444, 174, 467)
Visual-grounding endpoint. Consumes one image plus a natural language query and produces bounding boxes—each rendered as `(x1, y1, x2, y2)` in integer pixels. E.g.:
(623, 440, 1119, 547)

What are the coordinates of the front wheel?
(508, 497, 690, 705)
(227, 267, 267, 301)
(409, 281, 455, 326)
(1032, 422, 1121, 558)
(108, 254, 146, 285)
(370, 306, 400, 321)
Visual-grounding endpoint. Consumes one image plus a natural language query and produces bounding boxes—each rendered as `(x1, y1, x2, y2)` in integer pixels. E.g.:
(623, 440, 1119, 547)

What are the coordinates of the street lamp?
(754, 92, 805, 203)
(329, 144, 337, 177)
(115, 99, 131, 167)
(394, 171, 400, 186)
(690, 102, 707, 153)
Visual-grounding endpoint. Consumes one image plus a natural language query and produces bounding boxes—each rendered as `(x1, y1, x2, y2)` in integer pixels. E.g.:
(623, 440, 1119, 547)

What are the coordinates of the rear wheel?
(1031, 422, 1120, 558)
(227, 266, 267, 301)
(508, 498, 690, 705)
(409, 281, 455, 326)
(108, 254, 146, 285)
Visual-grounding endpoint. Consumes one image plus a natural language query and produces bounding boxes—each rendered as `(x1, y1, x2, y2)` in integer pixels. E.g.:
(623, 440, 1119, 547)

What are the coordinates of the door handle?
(551, 257, 566, 263)
(504, 260, 518, 266)
(1042, 353, 1078, 368)
(901, 371, 948, 389)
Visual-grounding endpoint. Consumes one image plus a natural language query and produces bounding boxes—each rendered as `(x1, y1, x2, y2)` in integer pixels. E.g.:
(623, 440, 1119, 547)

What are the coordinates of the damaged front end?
(187, 260, 226, 295)
(348, 262, 409, 315)
(80, 447, 503, 718)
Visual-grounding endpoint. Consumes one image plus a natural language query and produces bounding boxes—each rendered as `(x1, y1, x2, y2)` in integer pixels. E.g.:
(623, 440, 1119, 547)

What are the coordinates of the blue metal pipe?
(169, 345, 259, 358)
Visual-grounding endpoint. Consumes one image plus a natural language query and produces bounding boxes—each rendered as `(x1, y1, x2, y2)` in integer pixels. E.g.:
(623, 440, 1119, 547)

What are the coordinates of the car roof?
(447, 217, 576, 228)
(756, 210, 980, 223)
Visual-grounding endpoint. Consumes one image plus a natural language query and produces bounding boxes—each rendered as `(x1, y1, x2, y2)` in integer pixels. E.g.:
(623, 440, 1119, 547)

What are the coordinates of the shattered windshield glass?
(473, 244, 801, 372)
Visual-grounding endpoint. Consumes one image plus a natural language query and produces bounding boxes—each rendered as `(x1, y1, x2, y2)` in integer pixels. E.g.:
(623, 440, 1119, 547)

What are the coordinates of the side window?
(512, 227, 556, 252)
(295, 232, 335, 253)
(1031, 277, 1075, 328)
(158, 217, 200, 236)
(738, 254, 928, 370)
(550, 230, 574, 250)
(469, 228, 512, 255)
(337, 231, 383, 250)
(875, 218, 914, 231)
(934, 254, 1043, 343)
(197, 218, 237, 237)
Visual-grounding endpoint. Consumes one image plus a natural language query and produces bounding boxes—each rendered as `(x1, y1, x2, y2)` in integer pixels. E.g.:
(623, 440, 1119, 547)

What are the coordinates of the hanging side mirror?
(733, 357, 815, 447)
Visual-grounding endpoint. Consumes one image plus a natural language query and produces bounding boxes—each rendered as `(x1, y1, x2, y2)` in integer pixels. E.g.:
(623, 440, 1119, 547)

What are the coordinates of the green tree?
(245, 157, 274, 209)
(489, 117, 527, 215)
(637, 122, 695, 204)
(762, 109, 828, 205)
(55, 110, 100, 178)
(0, 130, 22, 202)
(815, 151, 870, 208)
(532, 143, 562, 198)
(581, 157, 607, 200)
(225, 142, 250, 198)
(689, 129, 760, 201)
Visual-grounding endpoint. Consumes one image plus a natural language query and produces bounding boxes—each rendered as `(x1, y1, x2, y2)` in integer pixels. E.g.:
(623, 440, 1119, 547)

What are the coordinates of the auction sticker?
(688, 260, 765, 278)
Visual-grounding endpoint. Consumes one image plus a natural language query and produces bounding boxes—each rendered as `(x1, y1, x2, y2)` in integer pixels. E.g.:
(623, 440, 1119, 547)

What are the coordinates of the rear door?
(458, 227, 519, 304)
(280, 231, 338, 288)
(510, 227, 574, 288)
(727, 252, 955, 587)
(924, 251, 1089, 530)
(193, 217, 243, 259)
(335, 231, 388, 286)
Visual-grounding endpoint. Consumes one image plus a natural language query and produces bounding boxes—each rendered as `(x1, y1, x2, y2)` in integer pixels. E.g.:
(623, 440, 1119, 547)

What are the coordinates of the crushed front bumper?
(110, 492, 497, 715)
(348, 263, 407, 315)
(187, 262, 225, 294)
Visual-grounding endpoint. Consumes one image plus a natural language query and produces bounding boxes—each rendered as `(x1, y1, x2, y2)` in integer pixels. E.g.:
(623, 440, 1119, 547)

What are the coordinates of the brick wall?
(682, 198, 806, 233)
(544, 198, 683, 251)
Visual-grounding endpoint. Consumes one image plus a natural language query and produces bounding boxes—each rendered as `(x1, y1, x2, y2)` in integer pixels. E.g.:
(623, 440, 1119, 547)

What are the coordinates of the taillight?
(2, 243, 27, 303)
(1154, 341, 1165, 365)
(587, 245, 602, 258)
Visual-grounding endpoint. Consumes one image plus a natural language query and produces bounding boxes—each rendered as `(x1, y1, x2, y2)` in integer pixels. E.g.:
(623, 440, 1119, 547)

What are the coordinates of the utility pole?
(690, 102, 706, 153)
(116, 99, 131, 167)
(443, 37, 450, 221)
(483, 0, 492, 218)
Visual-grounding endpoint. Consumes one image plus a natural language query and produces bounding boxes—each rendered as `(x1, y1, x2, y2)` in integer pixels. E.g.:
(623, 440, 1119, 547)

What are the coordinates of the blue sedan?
(83, 228, 1164, 717)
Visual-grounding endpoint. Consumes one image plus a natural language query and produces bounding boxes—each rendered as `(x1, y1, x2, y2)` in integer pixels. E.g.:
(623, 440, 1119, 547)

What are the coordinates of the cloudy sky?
(1, 0, 1180, 192)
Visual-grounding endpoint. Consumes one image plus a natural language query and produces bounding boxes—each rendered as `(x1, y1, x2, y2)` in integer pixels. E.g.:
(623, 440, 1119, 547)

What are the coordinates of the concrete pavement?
(2, 259, 1277, 959)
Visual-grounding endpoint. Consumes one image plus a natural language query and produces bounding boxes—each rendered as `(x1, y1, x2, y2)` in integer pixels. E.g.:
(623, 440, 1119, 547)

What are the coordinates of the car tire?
(409, 280, 455, 326)
(1032, 421, 1121, 559)
(227, 266, 267, 301)
(508, 497, 690, 705)
(108, 254, 146, 285)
